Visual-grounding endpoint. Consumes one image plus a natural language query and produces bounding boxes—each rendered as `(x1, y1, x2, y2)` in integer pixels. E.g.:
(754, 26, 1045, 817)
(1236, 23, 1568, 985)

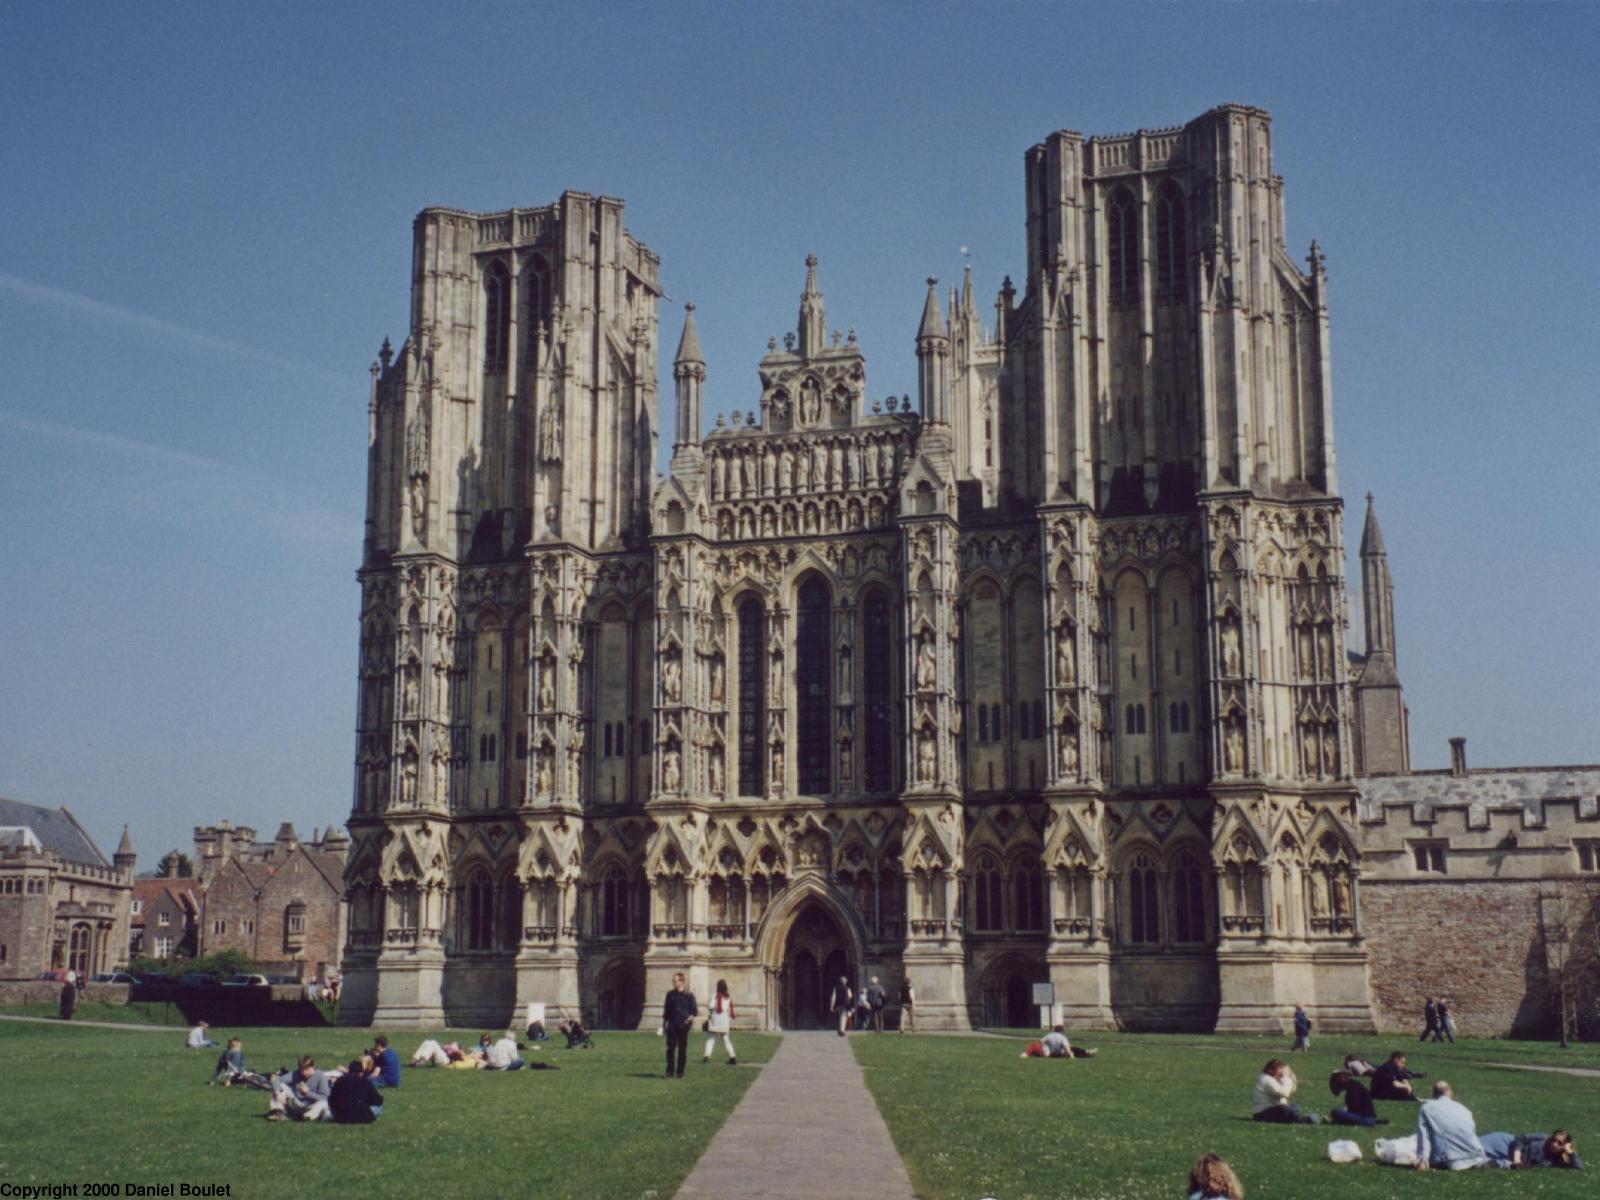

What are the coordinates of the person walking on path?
(866, 976, 886, 1033)
(1421, 997, 1439, 1042)
(662, 971, 698, 1077)
(1437, 998, 1456, 1043)
(899, 978, 915, 1033)
(831, 975, 853, 1036)
(703, 978, 736, 1065)
(1291, 1004, 1312, 1052)
(58, 980, 76, 1021)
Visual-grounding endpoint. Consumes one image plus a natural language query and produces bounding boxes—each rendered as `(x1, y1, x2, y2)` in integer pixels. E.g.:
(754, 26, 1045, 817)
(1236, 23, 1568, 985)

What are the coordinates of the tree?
(156, 850, 194, 878)
(1543, 882, 1600, 1044)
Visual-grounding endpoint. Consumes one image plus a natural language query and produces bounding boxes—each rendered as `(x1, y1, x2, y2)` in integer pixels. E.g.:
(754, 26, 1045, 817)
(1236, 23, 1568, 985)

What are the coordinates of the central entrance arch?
(781, 900, 852, 1028)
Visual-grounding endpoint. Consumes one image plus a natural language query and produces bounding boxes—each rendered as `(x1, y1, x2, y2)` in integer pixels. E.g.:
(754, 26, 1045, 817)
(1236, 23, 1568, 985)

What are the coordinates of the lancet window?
(483, 261, 509, 370)
(796, 578, 831, 794)
(1107, 187, 1139, 304)
(737, 599, 765, 795)
(1155, 182, 1187, 302)
(862, 590, 893, 792)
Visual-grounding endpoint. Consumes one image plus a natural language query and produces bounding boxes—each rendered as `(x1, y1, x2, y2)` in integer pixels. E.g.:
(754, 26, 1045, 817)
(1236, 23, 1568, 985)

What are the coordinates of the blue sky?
(2, 1, 1596, 863)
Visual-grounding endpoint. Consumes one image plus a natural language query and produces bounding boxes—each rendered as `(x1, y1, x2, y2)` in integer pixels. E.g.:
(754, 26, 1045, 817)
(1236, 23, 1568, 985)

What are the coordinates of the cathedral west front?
(339, 105, 1381, 1034)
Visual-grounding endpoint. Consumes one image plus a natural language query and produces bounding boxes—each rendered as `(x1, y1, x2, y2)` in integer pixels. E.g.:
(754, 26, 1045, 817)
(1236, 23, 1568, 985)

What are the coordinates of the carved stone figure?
(829, 440, 842, 486)
(708, 748, 724, 793)
(403, 672, 419, 717)
(1310, 869, 1329, 916)
(709, 656, 725, 704)
(1055, 625, 1076, 685)
(915, 633, 937, 690)
(838, 737, 853, 782)
(538, 662, 555, 711)
(538, 397, 563, 462)
(1302, 726, 1319, 776)
(779, 447, 793, 493)
(1221, 622, 1242, 676)
(1058, 727, 1078, 775)
(662, 747, 681, 792)
(770, 744, 784, 788)
(662, 656, 682, 703)
(535, 751, 552, 794)
(400, 757, 418, 807)
(1225, 723, 1244, 773)
(1322, 729, 1339, 777)
(916, 729, 936, 783)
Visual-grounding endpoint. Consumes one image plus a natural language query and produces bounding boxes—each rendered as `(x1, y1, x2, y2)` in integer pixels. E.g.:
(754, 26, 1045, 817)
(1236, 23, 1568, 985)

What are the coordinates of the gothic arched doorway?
(594, 959, 644, 1030)
(981, 955, 1045, 1028)
(781, 900, 852, 1029)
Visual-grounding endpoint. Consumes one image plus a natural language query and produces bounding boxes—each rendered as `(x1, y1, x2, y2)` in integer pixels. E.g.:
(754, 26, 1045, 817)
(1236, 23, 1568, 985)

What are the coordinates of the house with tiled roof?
(130, 877, 201, 961)
(0, 798, 134, 978)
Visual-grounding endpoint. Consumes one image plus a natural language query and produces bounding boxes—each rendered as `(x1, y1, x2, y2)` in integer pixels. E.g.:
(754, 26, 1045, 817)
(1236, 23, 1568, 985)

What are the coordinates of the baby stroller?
(558, 1018, 594, 1049)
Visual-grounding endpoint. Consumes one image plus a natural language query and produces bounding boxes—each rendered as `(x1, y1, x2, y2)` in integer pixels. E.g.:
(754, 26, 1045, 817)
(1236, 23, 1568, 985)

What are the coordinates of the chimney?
(1448, 737, 1467, 777)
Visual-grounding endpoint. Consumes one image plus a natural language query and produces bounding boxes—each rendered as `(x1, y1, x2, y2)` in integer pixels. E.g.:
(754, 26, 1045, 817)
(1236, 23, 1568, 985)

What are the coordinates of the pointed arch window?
(1128, 852, 1160, 943)
(1170, 852, 1209, 943)
(483, 262, 510, 370)
(737, 599, 765, 795)
(523, 259, 550, 363)
(862, 590, 893, 792)
(1107, 187, 1139, 304)
(499, 876, 522, 950)
(1013, 856, 1045, 932)
(601, 866, 630, 937)
(796, 578, 832, 794)
(1155, 183, 1187, 302)
(972, 855, 1003, 932)
(464, 870, 494, 950)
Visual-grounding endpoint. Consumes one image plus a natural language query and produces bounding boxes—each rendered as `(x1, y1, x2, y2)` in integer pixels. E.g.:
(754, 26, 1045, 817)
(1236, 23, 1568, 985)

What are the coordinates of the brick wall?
(1361, 879, 1550, 1037)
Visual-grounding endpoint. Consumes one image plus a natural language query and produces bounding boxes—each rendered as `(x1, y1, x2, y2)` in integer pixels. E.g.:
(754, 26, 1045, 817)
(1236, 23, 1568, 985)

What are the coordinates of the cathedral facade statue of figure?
(1058, 727, 1078, 774)
(1056, 625, 1075, 684)
(538, 663, 555, 712)
(662, 748, 681, 792)
(662, 656, 682, 703)
(538, 398, 563, 462)
(709, 656, 725, 704)
(916, 729, 936, 783)
(1221, 623, 1242, 677)
(1225, 724, 1245, 773)
(708, 749, 723, 793)
(915, 633, 937, 690)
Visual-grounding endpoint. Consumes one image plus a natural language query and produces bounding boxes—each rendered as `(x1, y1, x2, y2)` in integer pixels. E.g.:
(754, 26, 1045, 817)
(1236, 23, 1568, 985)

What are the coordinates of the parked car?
(132, 972, 173, 987)
(33, 969, 72, 982)
(264, 974, 301, 986)
(89, 972, 135, 984)
(221, 973, 269, 987)
(178, 972, 220, 987)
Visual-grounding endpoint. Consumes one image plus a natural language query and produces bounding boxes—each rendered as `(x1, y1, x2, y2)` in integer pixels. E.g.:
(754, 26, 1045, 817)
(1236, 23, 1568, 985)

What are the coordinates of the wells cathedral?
(339, 105, 1599, 1035)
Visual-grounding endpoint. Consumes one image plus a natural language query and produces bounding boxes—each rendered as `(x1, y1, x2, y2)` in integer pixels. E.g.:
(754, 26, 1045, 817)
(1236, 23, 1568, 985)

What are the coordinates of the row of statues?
(707, 434, 902, 501)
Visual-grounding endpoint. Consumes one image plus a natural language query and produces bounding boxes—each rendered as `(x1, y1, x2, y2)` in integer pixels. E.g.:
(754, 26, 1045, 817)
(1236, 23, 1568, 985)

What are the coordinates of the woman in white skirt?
(703, 978, 736, 1065)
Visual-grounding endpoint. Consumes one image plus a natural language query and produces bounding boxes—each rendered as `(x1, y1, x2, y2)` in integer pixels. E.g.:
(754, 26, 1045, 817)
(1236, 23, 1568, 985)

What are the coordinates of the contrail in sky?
(0, 270, 349, 387)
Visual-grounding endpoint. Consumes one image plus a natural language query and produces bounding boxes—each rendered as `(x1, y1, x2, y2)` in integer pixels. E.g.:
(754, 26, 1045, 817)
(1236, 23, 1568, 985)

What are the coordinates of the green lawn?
(0, 1022, 777, 1199)
(855, 1032, 1597, 1200)
(2, 1000, 194, 1026)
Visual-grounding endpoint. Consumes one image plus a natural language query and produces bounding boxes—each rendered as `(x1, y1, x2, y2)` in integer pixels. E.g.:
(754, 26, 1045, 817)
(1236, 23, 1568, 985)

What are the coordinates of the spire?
(673, 303, 706, 453)
(674, 302, 704, 365)
(798, 254, 825, 357)
(917, 276, 947, 340)
(114, 825, 136, 871)
(961, 261, 975, 313)
(1359, 491, 1386, 556)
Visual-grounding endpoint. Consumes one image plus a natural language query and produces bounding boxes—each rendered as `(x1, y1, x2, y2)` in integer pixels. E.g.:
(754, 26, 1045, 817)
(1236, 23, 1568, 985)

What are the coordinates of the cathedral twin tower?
(342, 105, 1380, 1034)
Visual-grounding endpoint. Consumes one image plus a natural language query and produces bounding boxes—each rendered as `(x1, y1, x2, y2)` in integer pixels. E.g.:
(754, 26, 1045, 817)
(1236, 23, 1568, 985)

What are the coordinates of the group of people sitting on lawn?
(188, 1022, 396, 1124)
(1248, 1048, 1582, 1171)
(407, 1018, 592, 1071)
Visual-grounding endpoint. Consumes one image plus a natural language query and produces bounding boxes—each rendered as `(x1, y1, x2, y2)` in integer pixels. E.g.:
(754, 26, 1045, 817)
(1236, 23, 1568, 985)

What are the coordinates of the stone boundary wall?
(0, 981, 130, 1006)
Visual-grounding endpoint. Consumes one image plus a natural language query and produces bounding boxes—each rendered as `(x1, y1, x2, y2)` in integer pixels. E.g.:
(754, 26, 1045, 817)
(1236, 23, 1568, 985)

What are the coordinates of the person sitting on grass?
(558, 1018, 593, 1049)
(1186, 1152, 1245, 1200)
(186, 1020, 219, 1049)
(365, 1035, 401, 1088)
(1414, 1080, 1487, 1171)
(1328, 1070, 1388, 1127)
(1370, 1050, 1424, 1101)
(1251, 1058, 1320, 1124)
(329, 1060, 384, 1124)
(482, 1032, 526, 1071)
(409, 1039, 475, 1068)
(1479, 1129, 1583, 1170)
(266, 1056, 332, 1122)
(210, 1038, 271, 1089)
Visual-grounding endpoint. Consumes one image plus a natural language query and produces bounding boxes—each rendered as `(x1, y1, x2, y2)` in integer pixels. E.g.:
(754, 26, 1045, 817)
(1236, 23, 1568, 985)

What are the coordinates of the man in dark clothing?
(329, 1061, 383, 1124)
(367, 1035, 401, 1087)
(1421, 997, 1439, 1042)
(1372, 1051, 1424, 1101)
(661, 972, 697, 1078)
(58, 981, 76, 1021)
(1329, 1070, 1389, 1127)
(831, 976, 853, 1036)
(866, 976, 886, 1033)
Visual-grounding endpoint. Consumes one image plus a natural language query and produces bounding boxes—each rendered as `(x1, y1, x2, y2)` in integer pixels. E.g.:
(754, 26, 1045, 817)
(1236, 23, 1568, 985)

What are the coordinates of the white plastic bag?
(1375, 1135, 1419, 1166)
(1327, 1139, 1363, 1164)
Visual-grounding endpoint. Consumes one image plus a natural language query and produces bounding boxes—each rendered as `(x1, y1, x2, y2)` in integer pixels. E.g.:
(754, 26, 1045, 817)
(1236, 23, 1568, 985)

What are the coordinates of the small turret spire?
(1360, 492, 1386, 557)
(798, 255, 825, 357)
(674, 302, 704, 365)
(917, 276, 948, 340)
(673, 303, 706, 453)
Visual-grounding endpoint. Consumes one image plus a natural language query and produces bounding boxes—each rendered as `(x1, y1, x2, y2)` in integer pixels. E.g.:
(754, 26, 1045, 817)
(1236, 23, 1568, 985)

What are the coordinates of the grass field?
(0, 1021, 778, 1200)
(855, 1031, 1597, 1200)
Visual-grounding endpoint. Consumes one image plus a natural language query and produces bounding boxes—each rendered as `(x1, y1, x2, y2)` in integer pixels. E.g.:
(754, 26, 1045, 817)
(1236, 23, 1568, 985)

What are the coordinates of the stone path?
(676, 1032, 916, 1199)
(0, 1014, 176, 1033)
(1479, 1060, 1600, 1079)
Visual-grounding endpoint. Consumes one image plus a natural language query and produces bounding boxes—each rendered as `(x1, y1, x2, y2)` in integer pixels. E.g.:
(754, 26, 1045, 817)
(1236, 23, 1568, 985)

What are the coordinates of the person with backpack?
(831, 975, 853, 1036)
(866, 976, 887, 1033)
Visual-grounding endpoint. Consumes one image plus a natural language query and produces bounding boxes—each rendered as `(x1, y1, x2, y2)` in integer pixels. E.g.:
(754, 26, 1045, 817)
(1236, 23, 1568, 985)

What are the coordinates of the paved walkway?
(677, 1033, 915, 1199)
(1480, 1060, 1600, 1079)
(0, 1014, 176, 1033)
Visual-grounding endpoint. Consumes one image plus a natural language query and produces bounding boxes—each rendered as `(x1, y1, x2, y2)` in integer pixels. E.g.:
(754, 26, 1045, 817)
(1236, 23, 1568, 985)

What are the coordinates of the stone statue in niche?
(1309, 869, 1329, 916)
(538, 660, 556, 711)
(1298, 626, 1315, 676)
(403, 671, 419, 717)
(1302, 726, 1319, 776)
(915, 632, 937, 690)
(800, 379, 821, 425)
(566, 729, 584, 794)
(809, 442, 824, 490)
(916, 729, 936, 783)
(712, 453, 726, 499)
(763, 445, 777, 494)
(1333, 871, 1353, 918)
(432, 756, 448, 805)
(739, 452, 754, 496)
(1225, 722, 1244, 773)
(1322, 728, 1339, 777)
(1220, 621, 1242, 677)
(769, 391, 790, 422)
(662, 747, 681, 792)
(1055, 624, 1076, 685)
(1317, 627, 1333, 675)
(405, 401, 430, 538)
(538, 397, 563, 463)
(829, 441, 842, 486)
(709, 656, 725, 704)
(662, 655, 682, 703)
(535, 750, 552, 795)
(838, 736, 853, 783)
(1058, 726, 1078, 775)
(876, 440, 891, 484)
(770, 744, 784, 788)
(400, 758, 418, 807)
(708, 748, 724, 794)
(779, 447, 793, 493)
